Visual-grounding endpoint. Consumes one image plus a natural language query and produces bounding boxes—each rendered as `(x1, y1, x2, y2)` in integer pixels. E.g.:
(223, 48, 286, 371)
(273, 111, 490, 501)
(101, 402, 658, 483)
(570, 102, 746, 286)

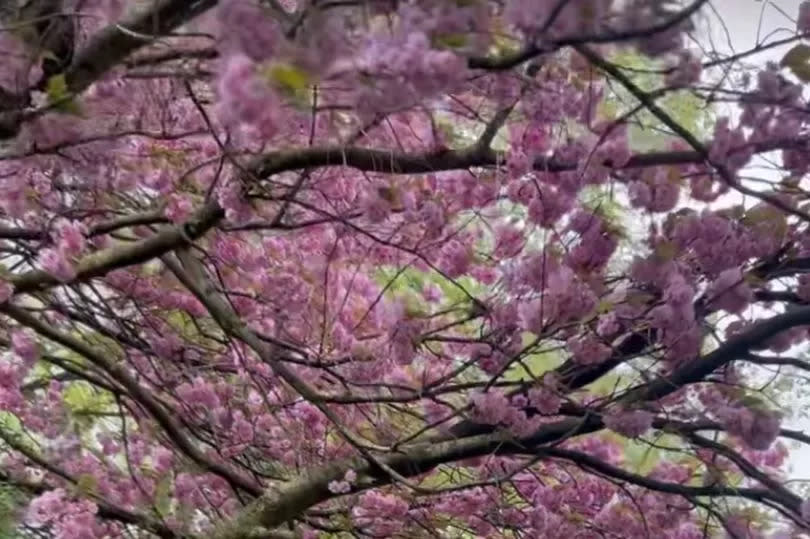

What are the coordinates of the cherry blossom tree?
(2, 0, 810, 537)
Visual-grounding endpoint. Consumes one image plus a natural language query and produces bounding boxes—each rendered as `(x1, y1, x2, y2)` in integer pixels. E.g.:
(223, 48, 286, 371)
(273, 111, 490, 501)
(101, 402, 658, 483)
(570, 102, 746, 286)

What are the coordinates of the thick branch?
(0, 209, 170, 242)
(66, 0, 217, 94)
(537, 446, 776, 505)
(211, 415, 601, 538)
(253, 137, 806, 178)
(625, 305, 810, 403)
(0, 0, 218, 139)
(6, 202, 222, 295)
(7, 139, 804, 298)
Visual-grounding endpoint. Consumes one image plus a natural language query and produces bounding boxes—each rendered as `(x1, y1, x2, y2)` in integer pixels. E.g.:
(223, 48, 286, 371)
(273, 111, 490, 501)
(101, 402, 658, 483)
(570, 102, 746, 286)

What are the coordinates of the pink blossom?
(290, 402, 326, 437)
(38, 248, 77, 282)
(567, 334, 612, 365)
(98, 434, 119, 456)
(217, 179, 252, 225)
(603, 409, 653, 438)
(11, 330, 38, 363)
(547, 266, 598, 322)
(507, 149, 532, 178)
(0, 367, 19, 391)
(174, 473, 200, 506)
(519, 298, 546, 334)
(165, 194, 194, 223)
(493, 224, 524, 259)
(724, 514, 756, 539)
(26, 489, 99, 539)
(328, 469, 357, 494)
(219, 0, 280, 60)
(27, 489, 67, 525)
(419, 200, 445, 237)
(527, 387, 561, 415)
(232, 413, 254, 442)
(506, 179, 534, 205)
(568, 210, 600, 234)
(362, 186, 394, 223)
(707, 267, 753, 313)
(629, 169, 681, 212)
(177, 378, 221, 410)
(527, 187, 572, 227)
(52, 219, 87, 257)
(664, 272, 695, 307)
(216, 53, 279, 136)
(440, 240, 472, 277)
(0, 3, 804, 535)
(422, 283, 442, 302)
(709, 117, 751, 173)
(628, 180, 652, 208)
(718, 405, 782, 451)
(352, 491, 409, 536)
(690, 173, 726, 201)
(596, 313, 620, 337)
(567, 228, 618, 270)
(473, 342, 509, 375)
(470, 390, 510, 425)
(328, 479, 351, 494)
(761, 326, 804, 353)
(389, 315, 422, 365)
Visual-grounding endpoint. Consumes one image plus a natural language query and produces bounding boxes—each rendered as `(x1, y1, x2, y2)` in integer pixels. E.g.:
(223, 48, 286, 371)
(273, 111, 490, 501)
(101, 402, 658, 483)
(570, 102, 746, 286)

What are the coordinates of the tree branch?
(625, 305, 810, 403)
(467, 0, 707, 71)
(575, 44, 810, 223)
(6, 138, 805, 298)
(6, 201, 223, 295)
(0, 0, 218, 139)
(0, 303, 263, 497)
(535, 446, 777, 505)
(210, 304, 810, 533)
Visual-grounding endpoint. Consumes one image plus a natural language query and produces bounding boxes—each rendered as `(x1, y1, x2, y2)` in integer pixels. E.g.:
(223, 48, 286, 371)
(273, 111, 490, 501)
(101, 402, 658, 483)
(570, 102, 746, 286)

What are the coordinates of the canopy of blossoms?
(1, 1, 810, 538)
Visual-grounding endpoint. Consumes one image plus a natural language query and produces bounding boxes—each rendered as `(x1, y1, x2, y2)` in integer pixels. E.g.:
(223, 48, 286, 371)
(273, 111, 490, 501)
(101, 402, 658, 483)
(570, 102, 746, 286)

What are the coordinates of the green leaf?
(781, 44, 810, 82)
(0, 485, 25, 537)
(503, 348, 563, 381)
(433, 33, 468, 50)
(154, 475, 173, 517)
(45, 75, 81, 115)
(63, 381, 113, 415)
(621, 438, 659, 473)
(75, 473, 97, 495)
(46, 74, 69, 100)
(607, 49, 711, 150)
(654, 240, 679, 262)
(586, 372, 627, 396)
(0, 412, 21, 433)
(265, 62, 311, 102)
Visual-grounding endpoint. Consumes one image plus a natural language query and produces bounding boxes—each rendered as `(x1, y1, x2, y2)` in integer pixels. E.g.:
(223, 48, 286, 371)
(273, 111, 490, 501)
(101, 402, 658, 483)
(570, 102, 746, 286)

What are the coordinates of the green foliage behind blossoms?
(601, 50, 713, 151)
